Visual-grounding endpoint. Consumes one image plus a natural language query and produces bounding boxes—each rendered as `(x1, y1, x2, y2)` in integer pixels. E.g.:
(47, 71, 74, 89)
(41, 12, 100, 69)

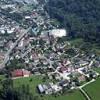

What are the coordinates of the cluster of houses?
(8, 25, 99, 94)
(37, 67, 99, 95)
(0, 0, 100, 96)
(38, 83, 62, 94)
(0, 14, 21, 65)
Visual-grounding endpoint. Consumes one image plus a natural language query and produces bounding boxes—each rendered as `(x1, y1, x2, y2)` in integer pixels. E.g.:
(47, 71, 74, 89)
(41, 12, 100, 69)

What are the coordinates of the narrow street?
(0, 27, 31, 69)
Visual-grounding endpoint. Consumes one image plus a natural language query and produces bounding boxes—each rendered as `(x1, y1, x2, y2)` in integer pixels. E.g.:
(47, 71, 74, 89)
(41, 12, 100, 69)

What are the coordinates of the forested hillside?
(45, 0, 100, 44)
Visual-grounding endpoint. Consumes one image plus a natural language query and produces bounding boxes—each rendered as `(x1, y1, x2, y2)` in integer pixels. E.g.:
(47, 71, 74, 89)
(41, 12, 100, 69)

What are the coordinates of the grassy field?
(0, 75, 5, 89)
(93, 67, 100, 74)
(0, 75, 5, 80)
(69, 38, 84, 47)
(13, 75, 85, 100)
(13, 75, 43, 94)
(44, 90, 85, 100)
(83, 78, 100, 100)
(69, 38, 100, 55)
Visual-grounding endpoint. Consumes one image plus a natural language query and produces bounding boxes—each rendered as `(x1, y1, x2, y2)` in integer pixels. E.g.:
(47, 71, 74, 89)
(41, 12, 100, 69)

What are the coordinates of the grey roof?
(38, 84, 45, 93)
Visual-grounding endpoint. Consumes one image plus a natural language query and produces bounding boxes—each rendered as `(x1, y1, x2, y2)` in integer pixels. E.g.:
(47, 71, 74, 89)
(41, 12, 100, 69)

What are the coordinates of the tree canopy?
(45, 0, 100, 44)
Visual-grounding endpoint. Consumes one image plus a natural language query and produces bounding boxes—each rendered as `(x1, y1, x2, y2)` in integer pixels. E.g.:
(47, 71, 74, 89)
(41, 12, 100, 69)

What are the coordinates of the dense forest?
(45, 0, 100, 44)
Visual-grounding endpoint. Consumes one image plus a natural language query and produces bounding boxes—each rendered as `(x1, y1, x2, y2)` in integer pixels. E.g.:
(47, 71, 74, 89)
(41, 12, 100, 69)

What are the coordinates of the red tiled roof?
(11, 69, 23, 77)
(23, 70, 30, 75)
(11, 69, 30, 77)
(59, 67, 68, 73)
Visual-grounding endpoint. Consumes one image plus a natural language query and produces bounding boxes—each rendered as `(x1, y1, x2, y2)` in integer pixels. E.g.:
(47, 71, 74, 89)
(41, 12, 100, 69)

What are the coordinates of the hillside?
(45, 0, 100, 44)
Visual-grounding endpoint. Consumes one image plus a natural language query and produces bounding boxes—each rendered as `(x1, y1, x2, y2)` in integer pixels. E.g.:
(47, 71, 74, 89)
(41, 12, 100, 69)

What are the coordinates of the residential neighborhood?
(0, 0, 100, 100)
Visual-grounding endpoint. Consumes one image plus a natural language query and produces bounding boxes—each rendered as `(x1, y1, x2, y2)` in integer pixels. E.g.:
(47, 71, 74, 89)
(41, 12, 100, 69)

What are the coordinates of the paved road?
(0, 27, 31, 69)
(78, 79, 95, 100)
(80, 88, 91, 100)
(79, 79, 95, 89)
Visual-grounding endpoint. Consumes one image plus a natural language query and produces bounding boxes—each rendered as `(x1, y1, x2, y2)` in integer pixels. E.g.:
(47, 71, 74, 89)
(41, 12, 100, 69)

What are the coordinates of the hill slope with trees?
(45, 0, 100, 44)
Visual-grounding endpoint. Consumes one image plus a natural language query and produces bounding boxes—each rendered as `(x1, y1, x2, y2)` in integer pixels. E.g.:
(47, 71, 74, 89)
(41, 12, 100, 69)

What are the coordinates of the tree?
(45, 0, 100, 43)
(0, 79, 36, 100)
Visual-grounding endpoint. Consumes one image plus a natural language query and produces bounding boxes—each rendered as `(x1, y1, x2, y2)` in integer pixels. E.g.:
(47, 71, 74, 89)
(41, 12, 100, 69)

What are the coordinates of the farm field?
(93, 67, 100, 74)
(13, 75, 85, 100)
(83, 78, 100, 100)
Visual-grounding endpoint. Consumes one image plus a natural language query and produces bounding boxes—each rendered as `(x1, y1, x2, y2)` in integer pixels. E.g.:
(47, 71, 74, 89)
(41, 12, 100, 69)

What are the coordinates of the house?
(23, 69, 31, 77)
(37, 84, 45, 93)
(51, 84, 62, 93)
(59, 80, 69, 87)
(0, 41, 4, 48)
(37, 82, 62, 94)
(59, 67, 68, 73)
(78, 75, 86, 83)
(11, 69, 23, 77)
(25, 16, 31, 19)
(37, 83, 53, 94)
(79, 61, 89, 67)
(53, 73, 61, 80)
(11, 69, 31, 77)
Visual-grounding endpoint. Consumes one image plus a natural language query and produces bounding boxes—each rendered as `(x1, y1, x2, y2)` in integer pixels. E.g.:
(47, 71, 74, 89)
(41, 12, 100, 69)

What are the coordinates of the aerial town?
(0, 0, 100, 100)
